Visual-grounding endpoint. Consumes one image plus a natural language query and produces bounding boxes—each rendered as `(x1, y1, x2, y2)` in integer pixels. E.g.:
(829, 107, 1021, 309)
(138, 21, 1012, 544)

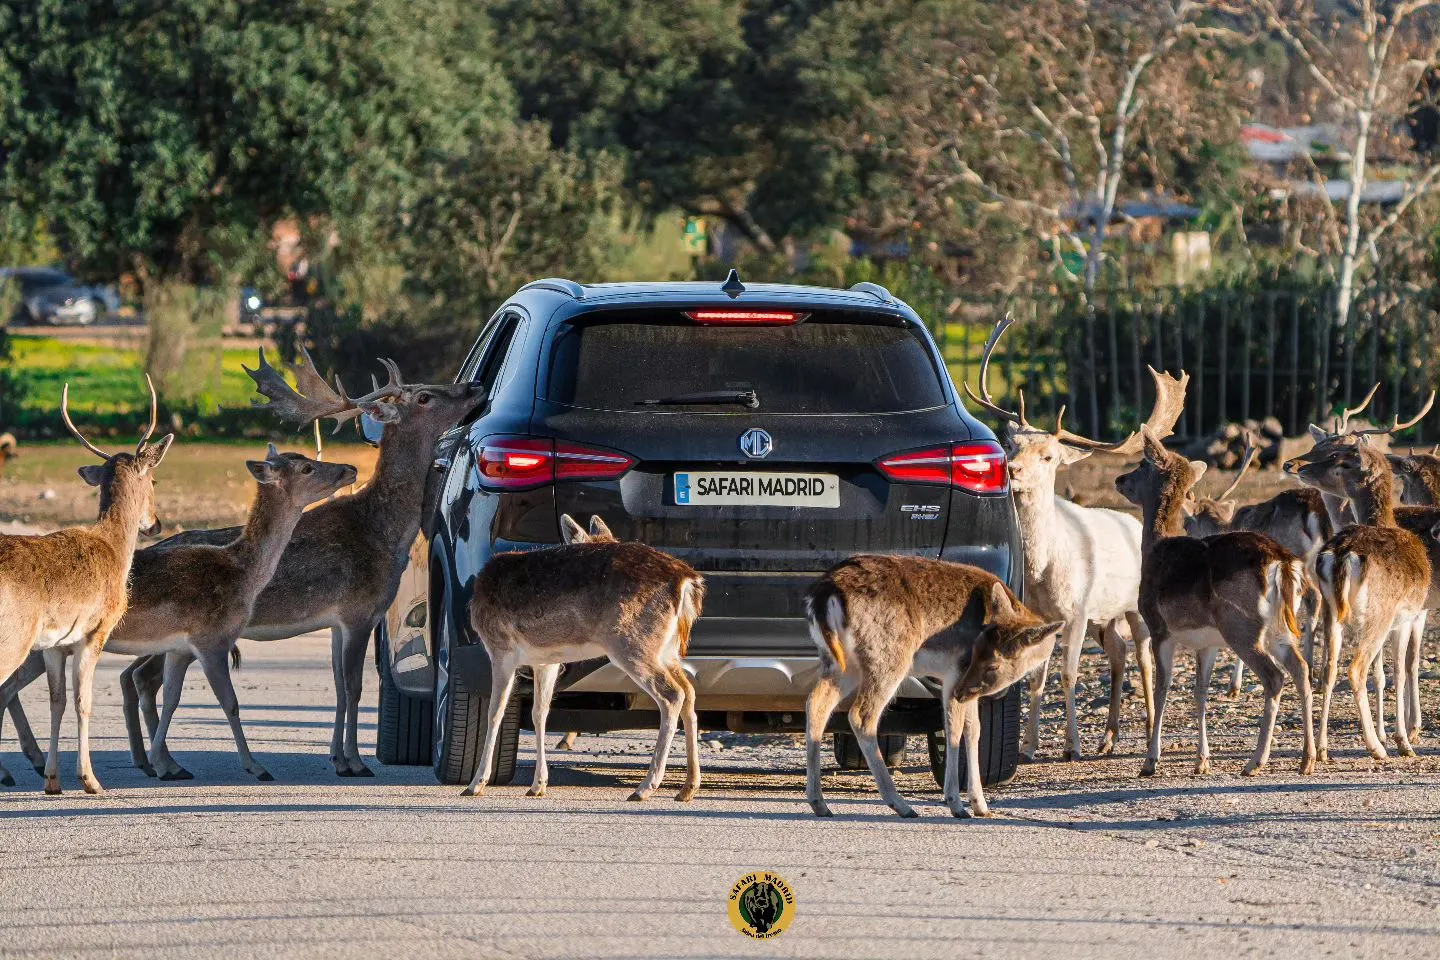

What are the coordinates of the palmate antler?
(964, 314, 1189, 455)
(245, 347, 405, 432)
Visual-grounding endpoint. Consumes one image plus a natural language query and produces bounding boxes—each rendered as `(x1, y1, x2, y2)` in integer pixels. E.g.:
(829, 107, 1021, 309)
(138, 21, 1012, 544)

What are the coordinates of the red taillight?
(476, 436, 635, 490)
(876, 440, 1008, 495)
(683, 309, 804, 325)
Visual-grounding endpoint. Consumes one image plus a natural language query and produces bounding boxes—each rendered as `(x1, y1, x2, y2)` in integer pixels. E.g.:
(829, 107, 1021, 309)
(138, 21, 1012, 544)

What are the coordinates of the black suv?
(374, 274, 1025, 789)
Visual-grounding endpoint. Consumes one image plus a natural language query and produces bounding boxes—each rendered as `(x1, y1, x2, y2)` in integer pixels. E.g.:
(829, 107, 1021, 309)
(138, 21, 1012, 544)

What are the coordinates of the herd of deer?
(3, 314, 1440, 822)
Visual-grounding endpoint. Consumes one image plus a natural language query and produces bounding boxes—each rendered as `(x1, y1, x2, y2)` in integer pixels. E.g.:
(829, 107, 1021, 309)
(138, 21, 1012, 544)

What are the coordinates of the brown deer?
(1388, 446, 1440, 506)
(0, 432, 17, 476)
(461, 514, 704, 802)
(1116, 427, 1315, 779)
(964, 315, 1185, 760)
(804, 555, 1062, 818)
(1290, 434, 1434, 760)
(92, 446, 356, 780)
(121, 349, 485, 776)
(0, 380, 173, 794)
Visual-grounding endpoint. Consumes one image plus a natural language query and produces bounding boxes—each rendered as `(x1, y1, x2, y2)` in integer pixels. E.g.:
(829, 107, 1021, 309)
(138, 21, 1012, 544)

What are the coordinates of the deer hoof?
(256, 771, 275, 782)
(891, 803, 918, 819)
(0, 770, 13, 788)
(1240, 761, 1265, 777)
(1062, 748, 1082, 763)
(1139, 759, 1157, 777)
(81, 778, 103, 796)
(1299, 755, 1316, 775)
(159, 769, 193, 781)
(526, 785, 547, 798)
(1193, 758, 1210, 776)
(1018, 751, 1036, 764)
(44, 778, 61, 795)
(1095, 738, 1115, 757)
(459, 784, 484, 798)
(674, 786, 697, 803)
(137, 762, 157, 778)
(352, 766, 375, 778)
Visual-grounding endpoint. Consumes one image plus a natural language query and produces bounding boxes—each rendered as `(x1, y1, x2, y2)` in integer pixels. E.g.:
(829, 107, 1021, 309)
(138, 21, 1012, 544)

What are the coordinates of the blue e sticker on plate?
(675, 473, 692, 504)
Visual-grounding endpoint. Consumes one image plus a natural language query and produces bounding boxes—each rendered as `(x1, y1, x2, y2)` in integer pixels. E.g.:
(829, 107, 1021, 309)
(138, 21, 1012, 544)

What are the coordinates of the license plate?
(674, 471, 840, 507)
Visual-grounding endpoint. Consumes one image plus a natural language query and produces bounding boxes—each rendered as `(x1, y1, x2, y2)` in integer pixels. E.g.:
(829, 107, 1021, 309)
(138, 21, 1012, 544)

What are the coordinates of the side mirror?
(359, 413, 384, 447)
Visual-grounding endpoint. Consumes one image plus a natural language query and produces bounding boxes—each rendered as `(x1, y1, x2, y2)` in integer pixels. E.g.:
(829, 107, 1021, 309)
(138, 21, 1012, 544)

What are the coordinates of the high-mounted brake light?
(476, 436, 636, 491)
(683, 310, 805, 325)
(876, 440, 1008, 495)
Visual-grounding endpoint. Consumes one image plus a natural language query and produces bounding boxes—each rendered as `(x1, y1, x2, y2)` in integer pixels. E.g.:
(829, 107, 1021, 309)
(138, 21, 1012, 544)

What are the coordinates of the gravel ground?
(2, 634, 1440, 958)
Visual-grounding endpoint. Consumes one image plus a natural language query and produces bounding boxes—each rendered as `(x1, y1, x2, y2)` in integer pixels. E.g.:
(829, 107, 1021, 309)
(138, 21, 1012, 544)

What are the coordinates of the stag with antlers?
(120, 348, 485, 776)
(965, 315, 1188, 761)
(0, 381, 173, 793)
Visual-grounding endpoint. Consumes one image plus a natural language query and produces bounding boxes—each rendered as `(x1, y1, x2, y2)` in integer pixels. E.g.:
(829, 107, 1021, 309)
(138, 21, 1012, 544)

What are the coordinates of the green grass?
(10, 336, 262, 420)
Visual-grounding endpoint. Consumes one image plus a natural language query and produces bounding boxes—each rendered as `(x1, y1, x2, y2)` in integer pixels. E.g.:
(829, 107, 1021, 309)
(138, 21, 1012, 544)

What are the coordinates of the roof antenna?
(721, 269, 745, 299)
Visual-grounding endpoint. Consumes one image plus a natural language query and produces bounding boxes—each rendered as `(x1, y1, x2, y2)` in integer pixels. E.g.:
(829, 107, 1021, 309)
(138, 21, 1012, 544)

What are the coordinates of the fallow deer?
(1290, 433, 1435, 760)
(461, 514, 704, 802)
(965, 315, 1188, 760)
(1388, 445, 1440, 506)
(121, 349, 486, 776)
(0, 432, 17, 476)
(0, 381, 173, 794)
(804, 555, 1062, 818)
(1183, 440, 1333, 695)
(1117, 427, 1315, 778)
(90, 446, 357, 780)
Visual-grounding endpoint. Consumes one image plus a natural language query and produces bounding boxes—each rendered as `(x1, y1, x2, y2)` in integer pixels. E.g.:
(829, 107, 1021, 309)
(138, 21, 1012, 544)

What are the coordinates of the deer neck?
(232, 486, 307, 595)
(95, 478, 147, 570)
(356, 423, 432, 544)
(1139, 482, 1189, 554)
(1347, 465, 1397, 528)
(1011, 480, 1060, 575)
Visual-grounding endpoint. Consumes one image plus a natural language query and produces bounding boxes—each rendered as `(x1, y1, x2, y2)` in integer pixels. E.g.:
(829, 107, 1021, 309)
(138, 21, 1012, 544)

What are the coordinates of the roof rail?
(521, 277, 585, 299)
(849, 281, 896, 304)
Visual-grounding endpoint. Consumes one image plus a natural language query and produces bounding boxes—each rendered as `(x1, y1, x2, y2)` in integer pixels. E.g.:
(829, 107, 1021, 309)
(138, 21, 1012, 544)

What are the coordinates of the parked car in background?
(373, 273, 1026, 792)
(0, 267, 121, 326)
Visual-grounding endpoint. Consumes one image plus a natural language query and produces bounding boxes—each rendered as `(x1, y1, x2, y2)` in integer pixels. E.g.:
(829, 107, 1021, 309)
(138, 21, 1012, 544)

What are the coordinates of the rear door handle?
(433, 456, 452, 472)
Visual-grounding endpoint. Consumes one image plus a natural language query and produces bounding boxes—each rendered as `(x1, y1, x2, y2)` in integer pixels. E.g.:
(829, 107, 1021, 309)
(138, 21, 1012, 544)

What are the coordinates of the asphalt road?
(2, 635, 1440, 959)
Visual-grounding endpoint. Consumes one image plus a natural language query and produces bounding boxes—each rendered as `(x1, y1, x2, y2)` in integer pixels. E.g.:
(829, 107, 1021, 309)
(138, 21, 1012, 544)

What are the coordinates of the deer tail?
(675, 575, 705, 659)
(1314, 548, 1360, 624)
(230, 646, 242, 670)
(1275, 559, 1304, 639)
(804, 579, 848, 674)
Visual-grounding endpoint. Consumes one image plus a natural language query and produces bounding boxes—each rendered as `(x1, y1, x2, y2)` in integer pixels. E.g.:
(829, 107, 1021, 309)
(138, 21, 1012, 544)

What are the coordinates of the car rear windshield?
(543, 310, 949, 414)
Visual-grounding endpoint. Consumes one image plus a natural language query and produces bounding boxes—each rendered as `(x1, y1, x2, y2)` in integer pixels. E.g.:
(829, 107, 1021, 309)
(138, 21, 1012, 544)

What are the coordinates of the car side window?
(474, 312, 523, 396)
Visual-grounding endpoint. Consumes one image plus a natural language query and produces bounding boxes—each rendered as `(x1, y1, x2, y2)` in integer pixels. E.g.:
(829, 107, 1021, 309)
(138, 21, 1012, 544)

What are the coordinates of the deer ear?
(1307, 423, 1330, 443)
(1028, 621, 1065, 645)
(588, 515, 614, 540)
(77, 464, 107, 486)
(559, 514, 589, 544)
(139, 434, 175, 472)
(245, 460, 280, 484)
(267, 442, 281, 460)
(1056, 445, 1091, 465)
(988, 581, 1017, 620)
(1214, 500, 1238, 523)
(1188, 460, 1208, 484)
(359, 400, 401, 424)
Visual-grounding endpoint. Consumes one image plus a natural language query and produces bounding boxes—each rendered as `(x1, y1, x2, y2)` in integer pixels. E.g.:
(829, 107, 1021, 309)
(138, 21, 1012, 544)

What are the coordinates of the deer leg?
(527, 663, 561, 797)
(1372, 644, 1387, 743)
(847, 667, 913, 818)
(195, 642, 272, 780)
(149, 651, 197, 780)
(628, 667, 687, 803)
(1127, 611, 1156, 734)
(1193, 646, 1218, 775)
(328, 626, 345, 770)
(961, 698, 990, 818)
(72, 638, 104, 795)
(41, 648, 67, 795)
(1020, 648, 1050, 763)
(672, 665, 700, 803)
(1408, 611, 1425, 741)
(1390, 619, 1416, 758)
(136, 655, 164, 740)
(460, 655, 518, 798)
(1317, 613, 1342, 762)
(1140, 637, 1174, 777)
(1228, 658, 1245, 697)
(1350, 625, 1389, 761)
(1059, 620, 1086, 762)
(120, 656, 155, 775)
(1231, 639, 1285, 776)
(3, 651, 46, 776)
(940, 680, 966, 816)
(1096, 620, 1126, 756)
(1277, 636, 1317, 774)
(805, 672, 846, 817)
(555, 732, 578, 751)
(334, 623, 375, 777)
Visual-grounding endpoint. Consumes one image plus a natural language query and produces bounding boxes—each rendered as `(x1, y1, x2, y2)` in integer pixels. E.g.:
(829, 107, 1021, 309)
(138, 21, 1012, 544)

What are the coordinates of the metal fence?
(929, 283, 1440, 443)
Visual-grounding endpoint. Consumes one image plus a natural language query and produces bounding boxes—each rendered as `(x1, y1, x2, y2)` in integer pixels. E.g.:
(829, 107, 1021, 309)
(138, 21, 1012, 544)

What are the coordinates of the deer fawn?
(0, 380, 173, 794)
(461, 515, 705, 802)
(120, 349, 485, 776)
(94, 446, 357, 781)
(804, 555, 1061, 818)
(1117, 427, 1316, 778)
(965, 314, 1186, 760)
(1289, 433, 1434, 760)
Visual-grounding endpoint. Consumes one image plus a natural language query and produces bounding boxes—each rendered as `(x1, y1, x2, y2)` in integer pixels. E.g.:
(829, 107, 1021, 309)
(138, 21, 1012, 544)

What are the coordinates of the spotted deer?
(804, 555, 1062, 818)
(461, 514, 704, 802)
(0, 381, 173, 794)
(1290, 434, 1435, 760)
(1117, 427, 1315, 778)
(965, 315, 1188, 760)
(1183, 440, 1333, 695)
(120, 349, 486, 776)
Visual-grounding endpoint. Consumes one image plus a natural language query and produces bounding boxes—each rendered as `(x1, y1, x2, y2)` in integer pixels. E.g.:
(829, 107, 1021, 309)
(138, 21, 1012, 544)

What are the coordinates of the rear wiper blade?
(636, 389, 760, 409)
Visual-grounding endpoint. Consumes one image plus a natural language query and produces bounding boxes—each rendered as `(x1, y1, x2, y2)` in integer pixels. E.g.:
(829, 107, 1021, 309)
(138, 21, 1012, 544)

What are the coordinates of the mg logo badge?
(739, 428, 773, 459)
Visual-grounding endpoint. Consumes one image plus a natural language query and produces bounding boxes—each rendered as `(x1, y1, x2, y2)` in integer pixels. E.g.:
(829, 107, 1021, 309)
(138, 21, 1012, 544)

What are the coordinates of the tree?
(0, 0, 515, 284)
(1233, 0, 1440, 328)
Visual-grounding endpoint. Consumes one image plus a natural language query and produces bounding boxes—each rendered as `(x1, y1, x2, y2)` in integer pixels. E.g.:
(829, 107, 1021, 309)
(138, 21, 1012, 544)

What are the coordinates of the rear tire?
(928, 684, 1022, 789)
(833, 730, 907, 770)
(374, 624, 433, 766)
(431, 579, 519, 786)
